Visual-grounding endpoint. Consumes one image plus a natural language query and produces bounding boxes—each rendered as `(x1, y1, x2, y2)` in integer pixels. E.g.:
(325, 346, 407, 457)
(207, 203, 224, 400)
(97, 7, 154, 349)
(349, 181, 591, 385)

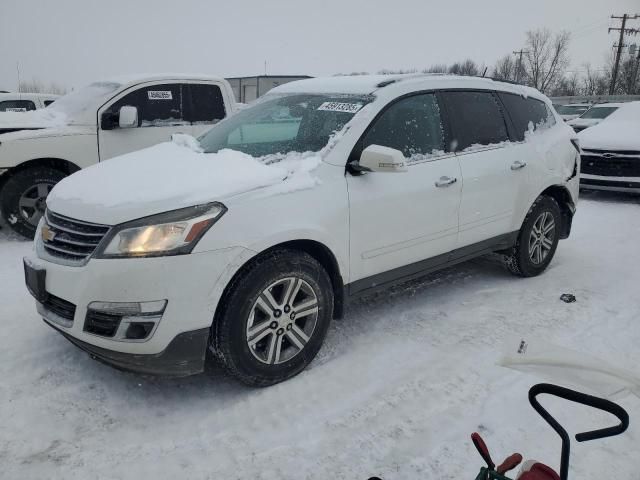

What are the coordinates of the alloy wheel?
(18, 182, 54, 226)
(528, 211, 555, 265)
(246, 277, 319, 365)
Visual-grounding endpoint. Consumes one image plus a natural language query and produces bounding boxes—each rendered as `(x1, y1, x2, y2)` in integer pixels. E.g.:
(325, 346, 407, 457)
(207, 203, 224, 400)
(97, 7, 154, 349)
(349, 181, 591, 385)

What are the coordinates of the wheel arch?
(0, 157, 80, 189)
(540, 185, 575, 239)
(213, 239, 345, 333)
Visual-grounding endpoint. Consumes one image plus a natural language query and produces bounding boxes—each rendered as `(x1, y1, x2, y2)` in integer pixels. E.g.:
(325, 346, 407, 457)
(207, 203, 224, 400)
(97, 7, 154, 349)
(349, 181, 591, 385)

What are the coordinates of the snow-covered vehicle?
(579, 101, 640, 193)
(0, 74, 236, 237)
(567, 102, 622, 133)
(24, 74, 579, 386)
(0, 92, 59, 112)
(554, 103, 591, 122)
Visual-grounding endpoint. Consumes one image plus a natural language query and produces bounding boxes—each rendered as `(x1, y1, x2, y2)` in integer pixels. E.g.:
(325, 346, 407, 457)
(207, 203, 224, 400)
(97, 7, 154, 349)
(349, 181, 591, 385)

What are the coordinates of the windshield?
(48, 81, 122, 119)
(579, 106, 618, 119)
(555, 105, 589, 115)
(198, 93, 373, 157)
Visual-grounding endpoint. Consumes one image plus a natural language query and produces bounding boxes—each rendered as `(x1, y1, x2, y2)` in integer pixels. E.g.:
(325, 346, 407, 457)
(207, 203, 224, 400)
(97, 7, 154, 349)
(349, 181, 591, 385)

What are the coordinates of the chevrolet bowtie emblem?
(41, 224, 56, 242)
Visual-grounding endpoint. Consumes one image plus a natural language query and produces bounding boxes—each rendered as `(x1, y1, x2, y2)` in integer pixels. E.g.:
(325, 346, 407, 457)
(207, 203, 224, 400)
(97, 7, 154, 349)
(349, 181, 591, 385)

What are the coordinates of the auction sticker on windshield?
(148, 91, 173, 100)
(317, 102, 363, 113)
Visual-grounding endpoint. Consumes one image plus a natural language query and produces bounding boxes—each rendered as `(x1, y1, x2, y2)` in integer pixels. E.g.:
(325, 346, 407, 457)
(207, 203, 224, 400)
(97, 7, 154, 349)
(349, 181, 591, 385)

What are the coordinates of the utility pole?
(512, 49, 529, 84)
(609, 14, 640, 94)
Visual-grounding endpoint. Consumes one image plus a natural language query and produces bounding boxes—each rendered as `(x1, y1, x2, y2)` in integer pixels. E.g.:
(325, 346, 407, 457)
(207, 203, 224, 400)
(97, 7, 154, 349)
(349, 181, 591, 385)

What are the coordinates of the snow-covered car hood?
(0, 109, 69, 132)
(567, 118, 600, 129)
(578, 120, 640, 151)
(47, 139, 322, 225)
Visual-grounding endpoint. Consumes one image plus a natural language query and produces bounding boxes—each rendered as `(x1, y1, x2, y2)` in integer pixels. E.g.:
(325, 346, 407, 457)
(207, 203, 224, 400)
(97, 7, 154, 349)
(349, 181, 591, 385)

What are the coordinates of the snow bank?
(47, 137, 323, 224)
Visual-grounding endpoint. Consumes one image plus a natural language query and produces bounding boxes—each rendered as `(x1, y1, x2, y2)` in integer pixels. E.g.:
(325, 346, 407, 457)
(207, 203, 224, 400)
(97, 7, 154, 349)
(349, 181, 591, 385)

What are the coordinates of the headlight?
(95, 202, 226, 258)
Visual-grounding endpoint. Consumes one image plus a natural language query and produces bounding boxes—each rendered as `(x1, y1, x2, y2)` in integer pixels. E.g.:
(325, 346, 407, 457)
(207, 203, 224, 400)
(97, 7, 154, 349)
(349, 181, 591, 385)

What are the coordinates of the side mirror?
(118, 106, 138, 129)
(357, 145, 407, 173)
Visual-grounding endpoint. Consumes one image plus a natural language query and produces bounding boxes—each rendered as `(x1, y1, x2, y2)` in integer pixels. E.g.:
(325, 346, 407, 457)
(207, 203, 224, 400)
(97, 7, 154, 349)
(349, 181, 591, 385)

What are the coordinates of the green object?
(474, 467, 514, 480)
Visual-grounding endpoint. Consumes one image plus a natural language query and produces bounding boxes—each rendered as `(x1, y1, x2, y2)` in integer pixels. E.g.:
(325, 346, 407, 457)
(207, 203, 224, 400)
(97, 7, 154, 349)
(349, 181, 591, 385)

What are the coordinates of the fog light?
(85, 300, 167, 342)
(125, 322, 156, 340)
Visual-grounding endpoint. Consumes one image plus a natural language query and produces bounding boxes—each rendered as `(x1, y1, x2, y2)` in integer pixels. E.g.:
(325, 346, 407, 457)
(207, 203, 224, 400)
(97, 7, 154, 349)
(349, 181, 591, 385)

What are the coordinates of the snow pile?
(47, 138, 323, 224)
(0, 108, 68, 129)
(578, 101, 640, 151)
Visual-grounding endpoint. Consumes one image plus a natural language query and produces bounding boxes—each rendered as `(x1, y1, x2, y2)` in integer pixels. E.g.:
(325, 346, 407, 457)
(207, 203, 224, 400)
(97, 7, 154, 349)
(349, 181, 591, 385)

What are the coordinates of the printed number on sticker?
(148, 90, 173, 100)
(317, 102, 362, 113)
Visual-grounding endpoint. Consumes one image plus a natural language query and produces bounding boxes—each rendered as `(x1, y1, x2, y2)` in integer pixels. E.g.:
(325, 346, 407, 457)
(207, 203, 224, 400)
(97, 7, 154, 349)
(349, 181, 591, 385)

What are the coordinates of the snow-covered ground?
(1, 192, 639, 480)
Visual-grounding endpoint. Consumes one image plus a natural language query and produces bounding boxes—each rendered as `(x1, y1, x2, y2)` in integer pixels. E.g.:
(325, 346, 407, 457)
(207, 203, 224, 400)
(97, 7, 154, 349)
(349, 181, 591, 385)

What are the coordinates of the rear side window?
(361, 93, 445, 160)
(499, 92, 555, 141)
(0, 100, 37, 112)
(107, 84, 186, 127)
(184, 84, 226, 124)
(43, 100, 55, 107)
(442, 91, 509, 151)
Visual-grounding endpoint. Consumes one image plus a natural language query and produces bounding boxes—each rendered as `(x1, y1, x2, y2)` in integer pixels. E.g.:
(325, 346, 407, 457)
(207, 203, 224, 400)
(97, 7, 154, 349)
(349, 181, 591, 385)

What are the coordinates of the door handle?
(435, 176, 457, 187)
(511, 160, 527, 170)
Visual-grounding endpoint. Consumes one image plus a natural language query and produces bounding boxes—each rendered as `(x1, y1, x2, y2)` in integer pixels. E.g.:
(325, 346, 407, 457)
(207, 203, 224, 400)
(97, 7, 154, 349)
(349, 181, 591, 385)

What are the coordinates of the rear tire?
(212, 249, 333, 387)
(505, 195, 562, 277)
(0, 167, 66, 239)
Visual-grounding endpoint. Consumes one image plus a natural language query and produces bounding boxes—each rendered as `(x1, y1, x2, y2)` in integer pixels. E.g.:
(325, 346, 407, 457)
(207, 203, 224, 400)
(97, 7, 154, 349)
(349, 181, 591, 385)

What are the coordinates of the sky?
(1, 0, 639, 92)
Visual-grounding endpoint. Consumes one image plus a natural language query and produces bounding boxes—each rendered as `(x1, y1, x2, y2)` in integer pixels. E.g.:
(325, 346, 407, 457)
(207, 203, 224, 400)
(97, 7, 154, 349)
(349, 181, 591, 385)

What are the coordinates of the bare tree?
(448, 59, 480, 76)
(522, 29, 571, 93)
(18, 78, 66, 95)
(492, 55, 516, 81)
(422, 64, 448, 74)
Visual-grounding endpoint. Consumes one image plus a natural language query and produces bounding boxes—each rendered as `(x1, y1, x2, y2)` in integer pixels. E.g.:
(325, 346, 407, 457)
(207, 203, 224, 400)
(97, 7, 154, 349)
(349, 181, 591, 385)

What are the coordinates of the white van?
(0, 74, 236, 237)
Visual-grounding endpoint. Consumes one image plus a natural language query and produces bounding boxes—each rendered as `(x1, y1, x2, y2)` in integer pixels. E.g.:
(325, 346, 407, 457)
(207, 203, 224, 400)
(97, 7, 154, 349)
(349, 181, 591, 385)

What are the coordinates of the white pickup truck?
(0, 92, 59, 112)
(0, 74, 236, 237)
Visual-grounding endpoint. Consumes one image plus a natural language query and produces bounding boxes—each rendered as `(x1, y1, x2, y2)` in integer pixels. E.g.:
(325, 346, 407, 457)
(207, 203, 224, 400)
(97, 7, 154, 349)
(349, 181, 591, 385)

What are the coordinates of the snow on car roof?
(101, 73, 227, 86)
(272, 74, 544, 100)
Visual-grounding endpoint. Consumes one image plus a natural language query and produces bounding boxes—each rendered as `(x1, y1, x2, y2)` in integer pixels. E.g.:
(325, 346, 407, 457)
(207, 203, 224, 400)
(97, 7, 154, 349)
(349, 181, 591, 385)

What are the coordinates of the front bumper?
(47, 320, 210, 376)
(580, 174, 640, 193)
(26, 245, 253, 375)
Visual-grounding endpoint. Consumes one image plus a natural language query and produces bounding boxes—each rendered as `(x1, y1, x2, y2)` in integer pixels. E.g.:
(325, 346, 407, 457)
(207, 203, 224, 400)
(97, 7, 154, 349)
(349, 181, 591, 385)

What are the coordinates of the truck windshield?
(49, 82, 121, 119)
(198, 93, 373, 157)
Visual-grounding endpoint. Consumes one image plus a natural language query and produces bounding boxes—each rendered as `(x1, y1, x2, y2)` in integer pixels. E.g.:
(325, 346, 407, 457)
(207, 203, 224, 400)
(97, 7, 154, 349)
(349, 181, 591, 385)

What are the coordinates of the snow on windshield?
(48, 81, 121, 119)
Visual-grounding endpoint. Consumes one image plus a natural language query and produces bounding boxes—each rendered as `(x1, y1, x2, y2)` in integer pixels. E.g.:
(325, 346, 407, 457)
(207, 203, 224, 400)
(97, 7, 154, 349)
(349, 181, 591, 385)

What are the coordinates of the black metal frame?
(528, 383, 629, 480)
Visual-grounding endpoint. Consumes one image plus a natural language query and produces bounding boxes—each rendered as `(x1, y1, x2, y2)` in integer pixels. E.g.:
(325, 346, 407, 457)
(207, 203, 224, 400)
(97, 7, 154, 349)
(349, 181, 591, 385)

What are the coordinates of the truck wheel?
(505, 195, 562, 277)
(212, 249, 333, 387)
(0, 167, 67, 239)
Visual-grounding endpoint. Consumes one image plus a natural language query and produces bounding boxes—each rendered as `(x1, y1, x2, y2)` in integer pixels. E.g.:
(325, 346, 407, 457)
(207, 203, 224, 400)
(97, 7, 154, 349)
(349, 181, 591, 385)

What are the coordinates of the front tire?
(0, 167, 67, 238)
(505, 195, 562, 277)
(212, 249, 334, 387)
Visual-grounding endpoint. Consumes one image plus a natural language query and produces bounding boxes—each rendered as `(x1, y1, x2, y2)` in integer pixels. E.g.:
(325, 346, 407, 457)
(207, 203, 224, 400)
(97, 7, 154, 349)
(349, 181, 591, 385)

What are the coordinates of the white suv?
(24, 75, 580, 386)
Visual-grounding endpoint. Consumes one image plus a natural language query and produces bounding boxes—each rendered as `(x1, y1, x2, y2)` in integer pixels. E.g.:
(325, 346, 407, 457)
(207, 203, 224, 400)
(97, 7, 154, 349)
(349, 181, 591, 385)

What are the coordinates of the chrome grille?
(42, 210, 110, 262)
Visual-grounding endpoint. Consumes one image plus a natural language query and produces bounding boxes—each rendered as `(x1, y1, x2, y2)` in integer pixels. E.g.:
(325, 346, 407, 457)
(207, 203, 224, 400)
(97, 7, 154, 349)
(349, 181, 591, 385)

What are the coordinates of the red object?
(518, 463, 561, 480)
(471, 432, 495, 469)
(497, 453, 523, 474)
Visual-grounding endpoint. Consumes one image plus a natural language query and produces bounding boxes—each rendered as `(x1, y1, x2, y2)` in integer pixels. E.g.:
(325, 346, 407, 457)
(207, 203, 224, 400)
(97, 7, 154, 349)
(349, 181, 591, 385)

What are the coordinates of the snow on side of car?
(578, 102, 640, 150)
